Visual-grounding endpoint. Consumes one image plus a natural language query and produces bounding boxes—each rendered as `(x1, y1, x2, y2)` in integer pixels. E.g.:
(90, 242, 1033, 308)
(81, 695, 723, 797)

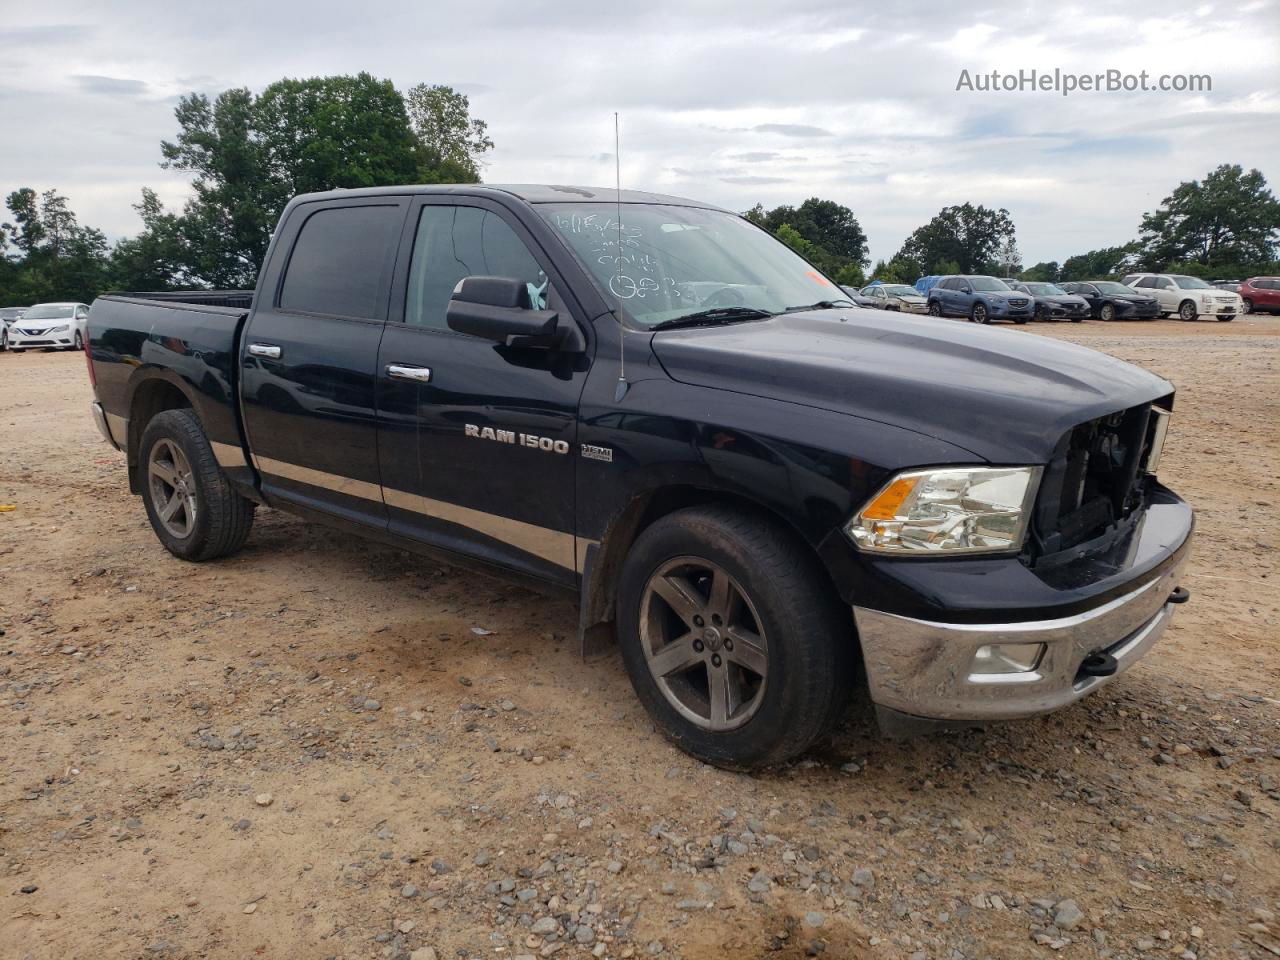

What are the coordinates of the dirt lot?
(1, 314, 1278, 960)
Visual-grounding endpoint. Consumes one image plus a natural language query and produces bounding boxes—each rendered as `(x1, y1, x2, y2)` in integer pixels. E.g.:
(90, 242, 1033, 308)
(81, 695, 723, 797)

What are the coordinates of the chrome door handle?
(248, 343, 282, 359)
(387, 364, 432, 383)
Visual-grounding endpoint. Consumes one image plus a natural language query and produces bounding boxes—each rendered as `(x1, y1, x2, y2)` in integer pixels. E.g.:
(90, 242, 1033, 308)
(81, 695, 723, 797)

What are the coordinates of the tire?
(971, 303, 988, 324)
(1218, 314, 1233, 322)
(927, 301, 942, 317)
(1178, 300, 1197, 321)
(616, 505, 851, 769)
(139, 409, 255, 562)
(1013, 315, 1028, 325)
(1034, 306, 1047, 323)
(73, 331, 83, 350)
(1099, 303, 1116, 322)
(1242, 299, 1253, 314)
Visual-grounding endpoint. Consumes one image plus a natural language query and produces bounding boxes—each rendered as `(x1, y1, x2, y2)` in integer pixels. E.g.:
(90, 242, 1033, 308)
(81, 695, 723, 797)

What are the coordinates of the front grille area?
(1008, 298, 1029, 307)
(1030, 401, 1171, 558)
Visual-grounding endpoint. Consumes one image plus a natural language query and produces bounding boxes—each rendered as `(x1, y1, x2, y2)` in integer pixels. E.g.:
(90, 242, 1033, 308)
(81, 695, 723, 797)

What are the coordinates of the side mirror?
(446, 276, 583, 351)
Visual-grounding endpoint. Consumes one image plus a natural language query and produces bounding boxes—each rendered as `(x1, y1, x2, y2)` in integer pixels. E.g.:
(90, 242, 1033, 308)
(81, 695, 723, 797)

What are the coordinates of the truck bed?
(87, 294, 254, 484)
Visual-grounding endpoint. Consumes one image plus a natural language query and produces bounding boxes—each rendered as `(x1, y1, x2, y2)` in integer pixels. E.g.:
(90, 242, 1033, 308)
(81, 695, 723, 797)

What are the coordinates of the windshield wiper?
(649, 307, 775, 331)
(781, 299, 854, 313)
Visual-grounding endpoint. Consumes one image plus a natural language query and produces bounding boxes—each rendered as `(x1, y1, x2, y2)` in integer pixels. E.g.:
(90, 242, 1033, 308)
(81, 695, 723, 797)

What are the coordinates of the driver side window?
(405, 205, 549, 329)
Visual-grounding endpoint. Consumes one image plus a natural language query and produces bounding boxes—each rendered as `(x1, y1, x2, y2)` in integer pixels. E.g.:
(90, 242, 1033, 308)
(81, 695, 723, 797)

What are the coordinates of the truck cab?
(86, 184, 1193, 769)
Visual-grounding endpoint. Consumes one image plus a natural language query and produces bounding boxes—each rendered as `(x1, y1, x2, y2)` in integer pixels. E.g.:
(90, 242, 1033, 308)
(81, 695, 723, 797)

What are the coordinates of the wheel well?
(579, 485, 837, 643)
(126, 379, 192, 493)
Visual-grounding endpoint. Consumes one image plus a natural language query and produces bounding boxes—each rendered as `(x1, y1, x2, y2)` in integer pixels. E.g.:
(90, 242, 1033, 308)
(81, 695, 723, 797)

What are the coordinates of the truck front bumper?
(854, 551, 1187, 728)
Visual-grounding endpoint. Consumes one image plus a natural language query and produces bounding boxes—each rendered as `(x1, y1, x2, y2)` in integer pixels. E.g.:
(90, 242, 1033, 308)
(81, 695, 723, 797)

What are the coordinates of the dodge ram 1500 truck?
(86, 184, 1193, 769)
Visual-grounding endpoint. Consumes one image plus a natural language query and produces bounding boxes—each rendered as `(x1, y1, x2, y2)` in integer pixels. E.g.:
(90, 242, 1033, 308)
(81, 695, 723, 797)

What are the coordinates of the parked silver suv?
(1121, 273, 1242, 321)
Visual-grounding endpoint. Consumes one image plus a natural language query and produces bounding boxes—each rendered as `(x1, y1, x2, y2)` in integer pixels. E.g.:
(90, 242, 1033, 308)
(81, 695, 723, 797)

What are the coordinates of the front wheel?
(617, 506, 850, 769)
(73, 331, 83, 350)
(1099, 303, 1116, 322)
(140, 409, 255, 562)
(927, 302, 942, 317)
(1178, 300, 1198, 321)
(971, 303, 989, 324)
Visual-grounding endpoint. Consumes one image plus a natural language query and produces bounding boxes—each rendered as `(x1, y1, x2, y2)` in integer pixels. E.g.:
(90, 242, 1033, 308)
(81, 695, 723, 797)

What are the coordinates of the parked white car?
(859, 283, 929, 314)
(6, 302, 91, 351)
(1121, 274, 1243, 321)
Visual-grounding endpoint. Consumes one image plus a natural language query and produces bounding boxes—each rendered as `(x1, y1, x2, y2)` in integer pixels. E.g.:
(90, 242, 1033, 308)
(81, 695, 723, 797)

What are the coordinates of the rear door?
(374, 196, 591, 585)
(240, 196, 409, 525)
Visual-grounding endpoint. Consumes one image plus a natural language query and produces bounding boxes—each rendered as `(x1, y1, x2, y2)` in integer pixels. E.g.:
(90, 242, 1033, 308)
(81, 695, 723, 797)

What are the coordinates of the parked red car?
(1239, 277, 1280, 315)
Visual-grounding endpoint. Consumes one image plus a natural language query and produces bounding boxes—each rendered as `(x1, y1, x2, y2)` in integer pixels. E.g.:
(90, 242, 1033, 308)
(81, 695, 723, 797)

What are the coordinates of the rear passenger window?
(405, 205, 548, 329)
(279, 205, 402, 319)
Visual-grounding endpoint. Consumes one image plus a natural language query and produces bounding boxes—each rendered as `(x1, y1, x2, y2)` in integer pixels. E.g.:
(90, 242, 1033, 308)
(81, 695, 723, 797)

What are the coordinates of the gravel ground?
(1, 314, 1277, 960)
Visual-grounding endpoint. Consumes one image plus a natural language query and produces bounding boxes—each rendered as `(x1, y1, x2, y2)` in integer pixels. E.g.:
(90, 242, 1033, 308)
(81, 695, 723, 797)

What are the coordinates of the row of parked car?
(841, 272, 1276, 323)
(0, 302, 93, 352)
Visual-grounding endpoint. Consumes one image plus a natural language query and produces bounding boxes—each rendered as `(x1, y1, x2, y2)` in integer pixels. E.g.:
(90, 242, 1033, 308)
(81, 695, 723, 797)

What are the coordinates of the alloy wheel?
(639, 556, 769, 731)
(148, 438, 198, 538)
(972, 304, 988, 323)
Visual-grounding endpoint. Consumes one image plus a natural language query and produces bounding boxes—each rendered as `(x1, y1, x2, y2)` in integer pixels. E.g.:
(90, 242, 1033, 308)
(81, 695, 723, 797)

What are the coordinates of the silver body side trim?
(105, 412, 129, 450)
(210, 441, 248, 469)
(853, 552, 1187, 721)
(256, 455, 385, 504)
(91, 403, 121, 450)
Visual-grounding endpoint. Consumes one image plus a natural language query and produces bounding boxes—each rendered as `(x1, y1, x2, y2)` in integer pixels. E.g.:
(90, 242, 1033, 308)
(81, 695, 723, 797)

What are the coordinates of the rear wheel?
(140, 409, 255, 561)
(617, 506, 850, 769)
(1178, 300, 1198, 321)
(1099, 303, 1116, 322)
(1242, 299, 1253, 314)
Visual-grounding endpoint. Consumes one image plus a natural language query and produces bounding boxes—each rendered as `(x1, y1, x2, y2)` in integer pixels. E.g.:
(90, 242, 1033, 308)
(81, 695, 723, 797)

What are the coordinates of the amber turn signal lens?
(861, 475, 919, 521)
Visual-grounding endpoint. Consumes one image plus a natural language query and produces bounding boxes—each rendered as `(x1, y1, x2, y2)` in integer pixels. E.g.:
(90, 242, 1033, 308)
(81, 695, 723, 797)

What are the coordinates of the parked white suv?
(6, 302, 91, 351)
(1121, 274, 1243, 321)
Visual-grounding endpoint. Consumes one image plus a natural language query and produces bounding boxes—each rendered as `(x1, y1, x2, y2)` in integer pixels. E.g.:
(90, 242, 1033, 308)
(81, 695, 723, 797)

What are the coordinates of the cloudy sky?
(2, 0, 1277, 267)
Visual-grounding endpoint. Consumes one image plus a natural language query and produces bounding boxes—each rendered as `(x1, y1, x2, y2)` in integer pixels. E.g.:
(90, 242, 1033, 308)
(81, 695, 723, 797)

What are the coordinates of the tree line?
(2, 70, 1277, 307)
(747, 164, 1279, 287)
(0, 74, 492, 303)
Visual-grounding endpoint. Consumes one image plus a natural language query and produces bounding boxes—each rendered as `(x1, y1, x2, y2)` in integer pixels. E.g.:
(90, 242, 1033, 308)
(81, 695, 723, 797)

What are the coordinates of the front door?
(375, 198, 591, 586)
(240, 197, 408, 526)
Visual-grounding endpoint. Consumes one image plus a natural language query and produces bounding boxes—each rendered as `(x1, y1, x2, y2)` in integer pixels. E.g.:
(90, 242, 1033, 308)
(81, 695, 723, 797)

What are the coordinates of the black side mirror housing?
(446, 276, 584, 351)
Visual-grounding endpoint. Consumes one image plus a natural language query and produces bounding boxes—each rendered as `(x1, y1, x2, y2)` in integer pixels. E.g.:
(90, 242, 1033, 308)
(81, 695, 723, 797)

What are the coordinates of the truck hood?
(650, 310, 1173, 463)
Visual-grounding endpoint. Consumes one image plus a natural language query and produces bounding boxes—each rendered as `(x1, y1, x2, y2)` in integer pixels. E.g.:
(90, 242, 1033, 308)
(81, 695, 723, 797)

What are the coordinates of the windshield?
(538, 203, 845, 326)
(1172, 275, 1212, 289)
(1023, 283, 1067, 295)
(881, 285, 919, 297)
(969, 276, 1011, 291)
(23, 305, 75, 319)
(1094, 282, 1137, 294)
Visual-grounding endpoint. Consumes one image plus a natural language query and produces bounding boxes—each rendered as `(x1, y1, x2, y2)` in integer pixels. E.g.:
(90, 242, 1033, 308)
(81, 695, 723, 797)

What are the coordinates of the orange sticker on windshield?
(806, 270, 834, 286)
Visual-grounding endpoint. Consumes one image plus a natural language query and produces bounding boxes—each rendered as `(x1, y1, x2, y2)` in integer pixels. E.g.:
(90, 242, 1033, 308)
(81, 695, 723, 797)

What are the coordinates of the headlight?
(50, 324, 70, 332)
(846, 466, 1041, 555)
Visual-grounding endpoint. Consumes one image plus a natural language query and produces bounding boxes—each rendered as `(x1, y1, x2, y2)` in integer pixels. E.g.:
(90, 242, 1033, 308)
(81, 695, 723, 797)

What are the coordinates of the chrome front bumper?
(853, 554, 1187, 724)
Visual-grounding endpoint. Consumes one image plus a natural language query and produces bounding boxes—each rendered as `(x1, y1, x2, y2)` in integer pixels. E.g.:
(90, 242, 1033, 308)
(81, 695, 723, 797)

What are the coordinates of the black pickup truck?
(86, 184, 1193, 768)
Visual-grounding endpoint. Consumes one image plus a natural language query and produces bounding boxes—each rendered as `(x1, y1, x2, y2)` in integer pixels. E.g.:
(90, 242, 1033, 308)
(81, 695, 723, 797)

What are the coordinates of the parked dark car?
(85, 184, 1192, 769)
(1059, 281, 1160, 321)
(0, 306, 26, 351)
(1238, 277, 1280, 315)
(926, 275, 1033, 323)
(1010, 283, 1090, 322)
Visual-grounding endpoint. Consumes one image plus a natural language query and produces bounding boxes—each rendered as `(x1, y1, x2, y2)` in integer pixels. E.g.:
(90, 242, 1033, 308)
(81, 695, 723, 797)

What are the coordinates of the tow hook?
(1168, 586, 1190, 604)
(1079, 652, 1119, 678)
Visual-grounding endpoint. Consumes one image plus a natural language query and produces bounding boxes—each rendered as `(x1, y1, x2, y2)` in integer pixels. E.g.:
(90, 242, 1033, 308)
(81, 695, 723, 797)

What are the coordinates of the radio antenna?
(613, 111, 628, 402)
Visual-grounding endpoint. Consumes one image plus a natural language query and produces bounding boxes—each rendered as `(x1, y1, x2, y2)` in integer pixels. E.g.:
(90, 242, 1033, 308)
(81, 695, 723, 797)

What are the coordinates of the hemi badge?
(581, 443, 613, 463)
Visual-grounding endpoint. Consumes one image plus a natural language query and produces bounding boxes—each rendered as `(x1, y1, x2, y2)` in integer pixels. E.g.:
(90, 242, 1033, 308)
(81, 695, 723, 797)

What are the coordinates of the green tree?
(741, 198, 869, 280)
(108, 189, 190, 291)
(0, 188, 108, 303)
(895, 203, 1016, 274)
(1139, 164, 1280, 269)
(774, 223, 813, 257)
(158, 74, 487, 287)
(1059, 243, 1140, 280)
(405, 84, 493, 182)
(868, 257, 919, 284)
(1020, 261, 1061, 282)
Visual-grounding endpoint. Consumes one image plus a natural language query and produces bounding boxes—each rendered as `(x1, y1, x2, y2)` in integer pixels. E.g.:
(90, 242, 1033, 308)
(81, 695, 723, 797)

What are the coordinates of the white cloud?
(0, 0, 1275, 268)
